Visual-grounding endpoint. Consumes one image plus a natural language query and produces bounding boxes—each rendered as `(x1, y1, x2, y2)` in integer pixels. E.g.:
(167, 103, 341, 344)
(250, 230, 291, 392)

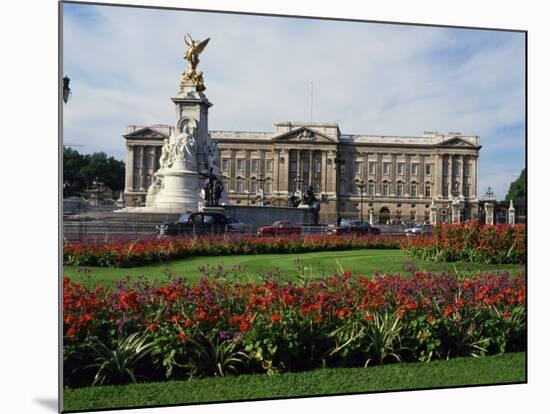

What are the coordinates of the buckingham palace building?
(123, 121, 481, 224)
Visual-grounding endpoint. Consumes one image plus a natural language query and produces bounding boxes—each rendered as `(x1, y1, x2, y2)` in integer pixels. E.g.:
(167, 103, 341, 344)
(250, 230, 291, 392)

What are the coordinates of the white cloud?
(62, 4, 525, 198)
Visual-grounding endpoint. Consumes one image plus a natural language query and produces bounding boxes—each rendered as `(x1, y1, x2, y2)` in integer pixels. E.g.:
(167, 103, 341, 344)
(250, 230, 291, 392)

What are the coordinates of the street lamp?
(357, 180, 366, 222)
(63, 76, 71, 104)
(293, 175, 304, 193)
(334, 156, 346, 222)
(244, 190, 250, 205)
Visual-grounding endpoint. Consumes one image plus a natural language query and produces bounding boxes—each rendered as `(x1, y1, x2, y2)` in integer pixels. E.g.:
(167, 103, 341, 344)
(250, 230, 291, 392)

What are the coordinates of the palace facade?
(123, 121, 481, 224)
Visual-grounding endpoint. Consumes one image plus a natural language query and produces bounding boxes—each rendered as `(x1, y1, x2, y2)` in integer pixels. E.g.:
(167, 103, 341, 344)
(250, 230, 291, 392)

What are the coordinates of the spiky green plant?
(85, 331, 157, 386)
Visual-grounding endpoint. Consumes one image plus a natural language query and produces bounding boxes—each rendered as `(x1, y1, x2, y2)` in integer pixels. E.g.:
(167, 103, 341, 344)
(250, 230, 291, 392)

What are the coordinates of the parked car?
(331, 219, 381, 236)
(226, 217, 247, 233)
(157, 212, 233, 236)
(257, 220, 302, 237)
(405, 223, 433, 237)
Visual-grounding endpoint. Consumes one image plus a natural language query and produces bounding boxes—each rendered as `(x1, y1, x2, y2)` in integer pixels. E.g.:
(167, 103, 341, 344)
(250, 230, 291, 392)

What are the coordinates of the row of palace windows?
(222, 158, 274, 174)
(353, 162, 433, 177)
(357, 182, 471, 198)
(229, 179, 273, 195)
(356, 182, 432, 198)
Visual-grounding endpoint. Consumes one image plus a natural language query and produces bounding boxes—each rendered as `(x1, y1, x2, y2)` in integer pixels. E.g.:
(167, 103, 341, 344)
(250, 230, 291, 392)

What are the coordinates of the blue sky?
(62, 3, 525, 199)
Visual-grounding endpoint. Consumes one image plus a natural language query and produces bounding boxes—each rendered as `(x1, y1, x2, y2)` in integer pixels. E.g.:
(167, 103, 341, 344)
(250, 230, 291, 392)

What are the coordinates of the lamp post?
(334, 156, 346, 222)
(63, 76, 71, 104)
(357, 180, 366, 222)
(92, 177, 101, 206)
(293, 175, 304, 193)
(244, 190, 250, 206)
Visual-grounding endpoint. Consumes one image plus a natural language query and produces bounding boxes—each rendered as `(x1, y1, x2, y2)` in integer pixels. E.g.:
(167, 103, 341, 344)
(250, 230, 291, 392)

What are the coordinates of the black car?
(330, 219, 381, 236)
(157, 212, 233, 236)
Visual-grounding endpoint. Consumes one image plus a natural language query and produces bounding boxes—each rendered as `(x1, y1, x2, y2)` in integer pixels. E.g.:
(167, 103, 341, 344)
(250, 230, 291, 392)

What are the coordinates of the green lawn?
(64, 249, 525, 287)
(63, 352, 526, 412)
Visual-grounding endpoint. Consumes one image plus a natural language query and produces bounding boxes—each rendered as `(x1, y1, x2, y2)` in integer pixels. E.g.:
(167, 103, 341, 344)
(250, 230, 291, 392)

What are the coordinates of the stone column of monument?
(508, 200, 516, 226)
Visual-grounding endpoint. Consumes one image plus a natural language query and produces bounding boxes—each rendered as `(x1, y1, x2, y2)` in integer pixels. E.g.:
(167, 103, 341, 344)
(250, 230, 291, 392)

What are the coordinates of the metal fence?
(62, 221, 412, 244)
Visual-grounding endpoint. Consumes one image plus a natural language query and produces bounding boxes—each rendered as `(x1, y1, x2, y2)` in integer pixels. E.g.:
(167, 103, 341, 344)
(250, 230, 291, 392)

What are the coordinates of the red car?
(331, 219, 381, 236)
(257, 220, 302, 237)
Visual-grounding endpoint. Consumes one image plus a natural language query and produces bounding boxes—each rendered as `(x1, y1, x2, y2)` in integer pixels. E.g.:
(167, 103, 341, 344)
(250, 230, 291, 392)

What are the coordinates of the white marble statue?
(159, 139, 172, 169)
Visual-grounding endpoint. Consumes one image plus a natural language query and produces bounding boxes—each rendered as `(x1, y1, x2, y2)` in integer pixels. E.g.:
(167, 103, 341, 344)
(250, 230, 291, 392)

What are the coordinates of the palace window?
(236, 180, 244, 193)
(222, 158, 230, 171)
(397, 163, 404, 175)
(411, 184, 417, 197)
(411, 163, 418, 176)
(251, 159, 259, 172)
(397, 183, 403, 197)
(250, 181, 258, 193)
(266, 159, 273, 173)
(443, 164, 448, 176)
(464, 184, 470, 196)
(303, 159, 310, 173)
(383, 183, 389, 196)
(464, 163, 470, 176)
(265, 180, 273, 194)
(290, 160, 297, 173)
(354, 161, 362, 175)
(315, 159, 321, 174)
(237, 158, 244, 172)
(425, 184, 431, 197)
(425, 164, 432, 176)
(452, 181, 459, 196)
(453, 163, 460, 177)
(368, 183, 375, 196)
(369, 162, 377, 175)
(383, 162, 391, 175)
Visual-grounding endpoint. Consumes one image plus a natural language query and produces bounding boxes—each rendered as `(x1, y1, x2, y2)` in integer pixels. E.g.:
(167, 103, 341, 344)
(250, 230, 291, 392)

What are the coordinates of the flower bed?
(64, 271, 525, 387)
(63, 234, 403, 267)
(402, 222, 526, 264)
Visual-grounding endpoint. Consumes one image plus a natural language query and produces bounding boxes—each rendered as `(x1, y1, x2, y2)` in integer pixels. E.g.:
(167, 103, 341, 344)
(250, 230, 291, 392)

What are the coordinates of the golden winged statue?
(180, 34, 210, 92)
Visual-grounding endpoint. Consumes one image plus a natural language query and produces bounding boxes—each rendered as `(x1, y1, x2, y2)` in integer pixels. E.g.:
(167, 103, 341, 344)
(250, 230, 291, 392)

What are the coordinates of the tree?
(505, 168, 526, 203)
(63, 147, 126, 195)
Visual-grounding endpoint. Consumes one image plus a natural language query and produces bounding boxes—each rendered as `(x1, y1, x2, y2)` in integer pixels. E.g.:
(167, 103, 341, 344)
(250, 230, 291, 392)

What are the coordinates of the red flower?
(178, 331, 188, 341)
(147, 323, 159, 332)
(271, 314, 282, 323)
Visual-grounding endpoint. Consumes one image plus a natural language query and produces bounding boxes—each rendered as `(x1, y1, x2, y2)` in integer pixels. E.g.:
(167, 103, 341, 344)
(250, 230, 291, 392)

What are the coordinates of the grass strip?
(63, 352, 525, 412)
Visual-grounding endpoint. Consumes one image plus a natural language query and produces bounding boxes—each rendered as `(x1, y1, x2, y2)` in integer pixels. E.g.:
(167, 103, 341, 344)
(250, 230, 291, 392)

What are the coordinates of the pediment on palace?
(271, 127, 337, 143)
(436, 137, 477, 148)
(124, 127, 170, 139)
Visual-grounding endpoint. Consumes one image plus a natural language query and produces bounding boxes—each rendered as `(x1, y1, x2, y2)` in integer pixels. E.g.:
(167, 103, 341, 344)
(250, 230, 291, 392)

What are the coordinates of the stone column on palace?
(390, 153, 396, 196)
(125, 145, 134, 193)
(429, 198, 438, 224)
(484, 202, 495, 225)
(473, 155, 479, 199)
(458, 154, 464, 198)
(376, 153, 383, 196)
(435, 153, 442, 198)
(139, 146, 146, 190)
(447, 154, 453, 198)
(508, 200, 516, 226)
(321, 150, 328, 193)
(280, 148, 290, 195)
(404, 153, 410, 196)
(419, 154, 425, 198)
(309, 150, 314, 190)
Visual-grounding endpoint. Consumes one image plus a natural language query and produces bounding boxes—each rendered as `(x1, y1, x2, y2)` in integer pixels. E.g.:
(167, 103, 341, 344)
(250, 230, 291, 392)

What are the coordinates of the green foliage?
(505, 168, 526, 203)
(63, 352, 526, 412)
(63, 147, 125, 194)
(364, 312, 405, 366)
(84, 331, 157, 386)
(185, 334, 249, 378)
